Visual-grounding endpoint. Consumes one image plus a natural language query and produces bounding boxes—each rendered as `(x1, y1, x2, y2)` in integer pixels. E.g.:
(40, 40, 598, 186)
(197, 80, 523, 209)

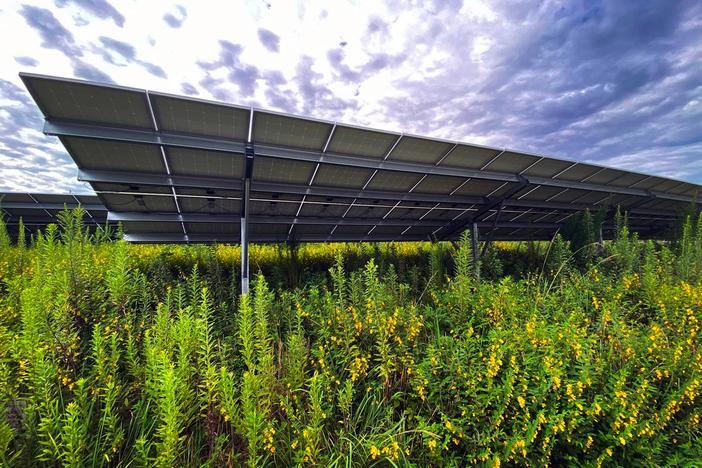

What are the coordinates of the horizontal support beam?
(110, 212, 446, 227)
(255, 144, 518, 182)
(1, 202, 105, 211)
(47, 120, 700, 204)
(80, 169, 683, 220)
(108, 211, 662, 233)
(122, 233, 433, 244)
(78, 169, 485, 205)
(46, 120, 247, 154)
(503, 198, 677, 218)
(2, 216, 108, 224)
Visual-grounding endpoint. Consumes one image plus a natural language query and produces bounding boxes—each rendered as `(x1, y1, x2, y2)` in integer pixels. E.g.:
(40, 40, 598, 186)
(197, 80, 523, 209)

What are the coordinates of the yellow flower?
(370, 445, 380, 459)
(428, 439, 437, 450)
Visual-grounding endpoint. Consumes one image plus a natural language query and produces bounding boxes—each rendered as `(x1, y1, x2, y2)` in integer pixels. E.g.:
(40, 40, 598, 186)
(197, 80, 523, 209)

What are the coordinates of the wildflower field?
(0, 210, 701, 466)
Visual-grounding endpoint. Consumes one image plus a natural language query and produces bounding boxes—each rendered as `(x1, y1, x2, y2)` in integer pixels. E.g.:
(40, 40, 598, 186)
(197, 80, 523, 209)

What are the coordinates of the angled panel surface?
(178, 197, 241, 214)
(364, 171, 424, 192)
(122, 221, 183, 234)
(483, 151, 540, 173)
(252, 157, 315, 185)
(253, 111, 332, 150)
(521, 159, 575, 178)
(22, 74, 152, 129)
(63, 137, 166, 173)
(440, 144, 502, 169)
(100, 193, 176, 212)
(151, 93, 249, 140)
(186, 222, 240, 235)
(452, 179, 508, 197)
(326, 125, 398, 158)
(92, 183, 172, 194)
(387, 136, 453, 164)
(166, 147, 244, 178)
(412, 175, 465, 194)
(312, 164, 374, 189)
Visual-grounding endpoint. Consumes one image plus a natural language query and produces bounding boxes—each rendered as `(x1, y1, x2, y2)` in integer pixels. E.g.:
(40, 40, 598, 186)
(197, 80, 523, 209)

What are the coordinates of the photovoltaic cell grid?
(20, 73, 702, 244)
(0, 192, 110, 240)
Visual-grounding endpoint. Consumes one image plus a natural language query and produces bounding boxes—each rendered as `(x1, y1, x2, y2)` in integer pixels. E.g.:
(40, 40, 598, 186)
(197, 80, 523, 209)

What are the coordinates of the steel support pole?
(241, 143, 254, 295)
(471, 222, 480, 278)
(241, 177, 250, 294)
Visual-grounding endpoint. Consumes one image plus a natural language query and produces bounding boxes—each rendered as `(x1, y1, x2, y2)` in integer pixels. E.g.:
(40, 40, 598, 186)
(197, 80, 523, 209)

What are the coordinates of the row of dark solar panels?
(0, 192, 111, 241)
(0, 190, 683, 243)
(18, 73, 701, 244)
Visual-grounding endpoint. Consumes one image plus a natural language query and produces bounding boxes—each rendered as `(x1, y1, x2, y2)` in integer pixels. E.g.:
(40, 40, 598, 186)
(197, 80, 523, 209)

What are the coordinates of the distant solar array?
(0, 192, 108, 239)
(20, 73, 700, 250)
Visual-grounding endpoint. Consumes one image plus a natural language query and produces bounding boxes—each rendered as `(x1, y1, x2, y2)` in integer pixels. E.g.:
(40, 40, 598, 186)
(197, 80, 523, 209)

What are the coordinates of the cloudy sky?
(0, 0, 701, 194)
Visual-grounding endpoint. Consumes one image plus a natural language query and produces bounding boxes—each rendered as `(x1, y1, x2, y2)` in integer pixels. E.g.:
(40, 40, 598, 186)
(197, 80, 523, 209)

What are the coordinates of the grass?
(0, 208, 700, 466)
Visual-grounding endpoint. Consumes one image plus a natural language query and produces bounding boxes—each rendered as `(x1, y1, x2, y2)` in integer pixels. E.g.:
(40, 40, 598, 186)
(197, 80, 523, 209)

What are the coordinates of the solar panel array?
(20, 73, 701, 244)
(0, 192, 109, 240)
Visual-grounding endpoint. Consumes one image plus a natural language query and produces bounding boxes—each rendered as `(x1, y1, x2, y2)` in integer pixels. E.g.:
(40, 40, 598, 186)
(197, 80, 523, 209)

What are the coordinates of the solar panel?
(18, 72, 701, 252)
(483, 151, 540, 173)
(62, 137, 166, 173)
(298, 196, 353, 218)
(22, 75, 153, 129)
(412, 175, 466, 194)
(178, 196, 240, 214)
(386, 136, 454, 165)
(150, 93, 249, 140)
(312, 164, 374, 189)
(364, 171, 423, 192)
(92, 182, 173, 194)
(439, 144, 502, 169)
(326, 125, 399, 158)
(186, 222, 240, 235)
(452, 179, 509, 197)
(166, 147, 244, 178)
(99, 193, 177, 212)
(253, 157, 315, 185)
(0, 191, 112, 240)
(253, 111, 332, 150)
(521, 159, 575, 178)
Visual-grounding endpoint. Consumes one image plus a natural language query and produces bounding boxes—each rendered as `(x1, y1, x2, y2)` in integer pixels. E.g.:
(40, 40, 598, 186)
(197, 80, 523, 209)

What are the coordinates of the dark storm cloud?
(15, 56, 38, 67)
(54, 0, 125, 27)
(20, 5, 82, 56)
(257, 28, 280, 52)
(163, 5, 187, 28)
(181, 83, 198, 96)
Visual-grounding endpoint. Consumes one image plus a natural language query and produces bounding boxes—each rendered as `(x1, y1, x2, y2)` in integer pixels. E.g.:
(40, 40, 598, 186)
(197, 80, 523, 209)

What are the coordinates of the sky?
(0, 0, 701, 194)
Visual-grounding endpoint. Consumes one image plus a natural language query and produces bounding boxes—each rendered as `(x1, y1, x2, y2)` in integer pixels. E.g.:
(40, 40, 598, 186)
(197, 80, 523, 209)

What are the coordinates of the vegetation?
(0, 208, 701, 466)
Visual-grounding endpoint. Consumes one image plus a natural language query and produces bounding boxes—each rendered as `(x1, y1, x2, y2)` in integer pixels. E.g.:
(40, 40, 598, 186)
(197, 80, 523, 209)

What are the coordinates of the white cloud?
(0, 0, 700, 195)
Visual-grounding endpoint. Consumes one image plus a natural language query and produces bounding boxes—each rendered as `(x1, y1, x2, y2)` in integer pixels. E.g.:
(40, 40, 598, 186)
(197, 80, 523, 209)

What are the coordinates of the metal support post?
(471, 222, 480, 278)
(241, 143, 254, 295)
